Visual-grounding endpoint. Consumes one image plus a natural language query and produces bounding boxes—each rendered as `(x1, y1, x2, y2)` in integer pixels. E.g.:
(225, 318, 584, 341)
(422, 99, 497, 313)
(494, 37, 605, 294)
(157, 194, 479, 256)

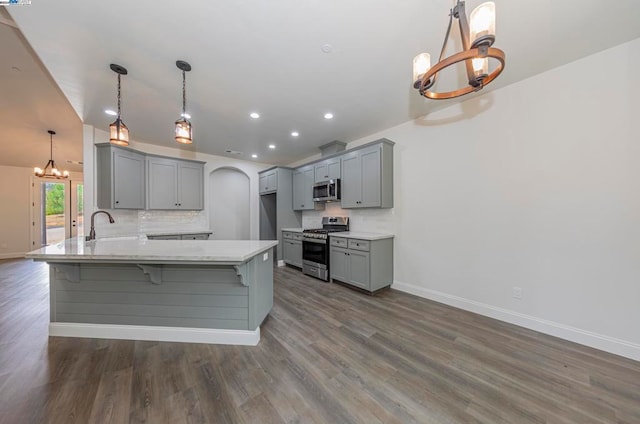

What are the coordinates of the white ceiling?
(5, 0, 640, 166)
(0, 9, 83, 172)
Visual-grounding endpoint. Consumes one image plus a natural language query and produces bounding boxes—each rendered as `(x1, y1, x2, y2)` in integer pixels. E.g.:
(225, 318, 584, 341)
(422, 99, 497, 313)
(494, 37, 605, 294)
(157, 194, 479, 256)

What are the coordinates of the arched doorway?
(209, 167, 250, 240)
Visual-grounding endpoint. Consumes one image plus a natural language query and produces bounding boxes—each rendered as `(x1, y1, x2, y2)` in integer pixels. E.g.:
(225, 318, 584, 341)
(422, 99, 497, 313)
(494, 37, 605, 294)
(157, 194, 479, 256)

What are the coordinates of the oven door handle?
(303, 238, 327, 244)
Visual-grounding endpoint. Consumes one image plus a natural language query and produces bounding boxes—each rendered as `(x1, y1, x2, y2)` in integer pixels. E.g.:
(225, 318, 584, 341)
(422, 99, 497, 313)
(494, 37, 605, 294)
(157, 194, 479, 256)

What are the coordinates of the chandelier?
(109, 64, 130, 146)
(413, 1, 505, 100)
(34, 130, 69, 179)
(174, 60, 193, 144)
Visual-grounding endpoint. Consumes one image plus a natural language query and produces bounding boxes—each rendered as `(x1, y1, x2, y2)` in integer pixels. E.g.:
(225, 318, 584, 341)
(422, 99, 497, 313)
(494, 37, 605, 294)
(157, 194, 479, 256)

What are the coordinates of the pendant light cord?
(182, 70, 187, 115)
(117, 73, 122, 119)
(50, 132, 53, 159)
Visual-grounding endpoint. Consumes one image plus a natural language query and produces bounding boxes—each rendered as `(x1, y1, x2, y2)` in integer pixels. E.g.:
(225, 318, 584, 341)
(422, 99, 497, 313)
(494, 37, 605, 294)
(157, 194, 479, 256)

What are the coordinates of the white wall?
(209, 168, 251, 240)
(0, 166, 33, 258)
(83, 126, 270, 239)
(300, 38, 640, 360)
(0, 165, 84, 258)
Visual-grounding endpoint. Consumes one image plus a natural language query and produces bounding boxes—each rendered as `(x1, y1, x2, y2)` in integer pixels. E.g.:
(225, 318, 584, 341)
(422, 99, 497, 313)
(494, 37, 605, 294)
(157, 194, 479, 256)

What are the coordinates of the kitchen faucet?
(86, 210, 115, 241)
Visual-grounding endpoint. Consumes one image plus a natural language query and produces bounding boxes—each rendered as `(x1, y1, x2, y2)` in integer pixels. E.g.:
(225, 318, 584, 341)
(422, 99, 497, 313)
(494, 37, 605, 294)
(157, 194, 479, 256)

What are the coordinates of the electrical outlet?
(513, 287, 523, 299)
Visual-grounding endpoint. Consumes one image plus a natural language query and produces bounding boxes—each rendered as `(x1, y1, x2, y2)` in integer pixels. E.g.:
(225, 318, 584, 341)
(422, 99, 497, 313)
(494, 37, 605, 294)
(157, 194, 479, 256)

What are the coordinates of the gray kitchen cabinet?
(178, 161, 204, 209)
(329, 236, 393, 293)
(329, 246, 349, 283)
(147, 232, 210, 240)
(147, 156, 204, 210)
(147, 235, 181, 240)
(314, 157, 341, 183)
(259, 167, 302, 262)
(282, 231, 303, 268)
(96, 144, 146, 210)
(341, 139, 394, 209)
(259, 169, 277, 194)
(293, 165, 315, 211)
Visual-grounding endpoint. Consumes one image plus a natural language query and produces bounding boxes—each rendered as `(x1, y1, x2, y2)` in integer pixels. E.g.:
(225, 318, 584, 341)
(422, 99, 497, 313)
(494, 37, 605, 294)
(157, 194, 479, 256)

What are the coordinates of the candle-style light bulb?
(470, 2, 496, 48)
(413, 53, 431, 87)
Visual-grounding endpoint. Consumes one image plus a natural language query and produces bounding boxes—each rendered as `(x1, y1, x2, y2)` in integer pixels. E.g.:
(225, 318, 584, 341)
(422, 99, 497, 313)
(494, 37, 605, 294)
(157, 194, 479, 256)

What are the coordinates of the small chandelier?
(109, 63, 130, 146)
(413, 1, 505, 100)
(175, 60, 193, 144)
(34, 130, 69, 179)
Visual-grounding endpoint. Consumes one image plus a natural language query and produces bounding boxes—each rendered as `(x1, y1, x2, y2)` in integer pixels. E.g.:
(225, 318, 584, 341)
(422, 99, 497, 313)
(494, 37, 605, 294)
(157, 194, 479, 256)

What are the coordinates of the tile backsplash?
(93, 209, 209, 238)
(302, 203, 395, 233)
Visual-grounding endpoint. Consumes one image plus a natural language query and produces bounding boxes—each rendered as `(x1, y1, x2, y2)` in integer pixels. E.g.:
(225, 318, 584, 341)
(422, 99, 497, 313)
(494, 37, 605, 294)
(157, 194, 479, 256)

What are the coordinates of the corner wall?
(0, 166, 33, 258)
(302, 38, 640, 360)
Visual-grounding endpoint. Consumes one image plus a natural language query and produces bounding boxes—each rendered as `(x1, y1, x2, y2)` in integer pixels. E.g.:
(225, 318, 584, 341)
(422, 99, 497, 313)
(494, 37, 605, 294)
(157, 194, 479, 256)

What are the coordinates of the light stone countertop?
(281, 228, 304, 233)
(25, 236, 278, 265)
(329, 232, 395, 241)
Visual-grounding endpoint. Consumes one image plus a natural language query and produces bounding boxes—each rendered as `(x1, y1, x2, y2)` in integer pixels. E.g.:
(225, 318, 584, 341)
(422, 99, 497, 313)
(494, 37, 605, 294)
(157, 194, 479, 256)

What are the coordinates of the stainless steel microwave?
(313, 179, 341, 202)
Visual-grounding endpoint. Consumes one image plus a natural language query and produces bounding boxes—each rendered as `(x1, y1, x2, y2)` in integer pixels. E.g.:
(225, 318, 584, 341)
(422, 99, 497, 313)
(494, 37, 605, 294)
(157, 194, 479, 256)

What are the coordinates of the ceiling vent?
(225, 149, 243, 155)
(318, 140, 346, 157)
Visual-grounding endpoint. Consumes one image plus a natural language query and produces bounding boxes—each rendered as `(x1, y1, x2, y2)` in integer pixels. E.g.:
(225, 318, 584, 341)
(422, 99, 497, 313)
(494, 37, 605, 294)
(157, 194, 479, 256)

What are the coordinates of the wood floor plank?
(1, 258, 639, 423)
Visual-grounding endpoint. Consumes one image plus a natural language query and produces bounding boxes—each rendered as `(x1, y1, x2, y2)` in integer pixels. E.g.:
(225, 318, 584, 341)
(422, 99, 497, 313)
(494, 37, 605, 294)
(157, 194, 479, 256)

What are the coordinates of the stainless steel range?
(302, 216, 349, 281)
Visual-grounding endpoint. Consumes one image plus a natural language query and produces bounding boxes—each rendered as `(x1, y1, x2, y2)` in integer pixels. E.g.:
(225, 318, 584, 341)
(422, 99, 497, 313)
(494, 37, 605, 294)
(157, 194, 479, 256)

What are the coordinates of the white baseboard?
(49, 323, 260, 346)
(277, 260, 285, 267)
(0, 252, 26, 259)
(392, 280, 640, 362)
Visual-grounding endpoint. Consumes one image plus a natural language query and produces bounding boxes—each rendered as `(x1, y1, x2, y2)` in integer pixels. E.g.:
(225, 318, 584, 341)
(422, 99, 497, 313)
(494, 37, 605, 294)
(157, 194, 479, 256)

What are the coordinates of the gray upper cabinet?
(147, 156, 204, 210)
(314, 157, 341, 183)
(259, 169, 277, 194)
(178, 162, 204, 209)
(96, 144, 146, 209)
(341, 139, 394, 209)
(293, 165, 315, 211)
(147, 157, 178, 209)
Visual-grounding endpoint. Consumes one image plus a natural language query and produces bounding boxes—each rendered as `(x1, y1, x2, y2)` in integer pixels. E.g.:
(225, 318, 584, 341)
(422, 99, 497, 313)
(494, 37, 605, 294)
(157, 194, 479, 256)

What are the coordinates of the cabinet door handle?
(175, 203, 178, 206)
(115, 201, 119, 204)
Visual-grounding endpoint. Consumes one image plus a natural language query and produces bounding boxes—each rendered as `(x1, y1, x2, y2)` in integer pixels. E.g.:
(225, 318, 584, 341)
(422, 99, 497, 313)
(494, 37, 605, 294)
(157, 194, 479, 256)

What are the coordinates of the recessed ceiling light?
(321, 44, 333, 53)
(104, 109, 117, 116)
(250, 112, 260, 119)
(324, 113, 334, 120)
(268, 144, 276, 149)
(181, 112, 191, 119)
(251, 154, 258, 158)
(291, 131, 299, 137)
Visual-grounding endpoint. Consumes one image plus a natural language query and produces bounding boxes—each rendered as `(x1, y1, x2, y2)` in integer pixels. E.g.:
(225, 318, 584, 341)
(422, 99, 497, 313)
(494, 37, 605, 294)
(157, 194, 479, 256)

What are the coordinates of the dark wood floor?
(0, 259, 638, 424)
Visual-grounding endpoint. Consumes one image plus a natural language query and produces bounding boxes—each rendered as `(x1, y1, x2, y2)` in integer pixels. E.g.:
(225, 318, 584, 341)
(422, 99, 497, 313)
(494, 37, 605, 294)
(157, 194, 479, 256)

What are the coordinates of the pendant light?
(34, 130, 69, 179)
(109, 64, 130, 146)
(175, 60, 193, 144)
(413, 1, 505, 100)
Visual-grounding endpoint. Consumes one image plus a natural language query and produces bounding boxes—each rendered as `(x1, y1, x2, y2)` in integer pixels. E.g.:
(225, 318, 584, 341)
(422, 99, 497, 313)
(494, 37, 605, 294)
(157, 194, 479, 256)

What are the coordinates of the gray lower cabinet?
(341, 140, 394, 209)
(282, 232, 303, 268)
(147, 156, 204, 210)
(329, 236, 393, 292)
(147, 233, 210, 240)
(96, 144, 146, 209)
(293, 166, 315, 210)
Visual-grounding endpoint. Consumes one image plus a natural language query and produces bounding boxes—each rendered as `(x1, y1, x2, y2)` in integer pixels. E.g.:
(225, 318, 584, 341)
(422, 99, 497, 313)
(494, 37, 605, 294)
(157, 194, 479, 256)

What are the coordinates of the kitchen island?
(26, 237, 278, 346)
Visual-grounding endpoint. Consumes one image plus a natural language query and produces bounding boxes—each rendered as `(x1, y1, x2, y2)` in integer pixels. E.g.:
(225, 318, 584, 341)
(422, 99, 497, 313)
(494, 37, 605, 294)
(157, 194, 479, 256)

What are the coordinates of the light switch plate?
(263, 252, 269, 261)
